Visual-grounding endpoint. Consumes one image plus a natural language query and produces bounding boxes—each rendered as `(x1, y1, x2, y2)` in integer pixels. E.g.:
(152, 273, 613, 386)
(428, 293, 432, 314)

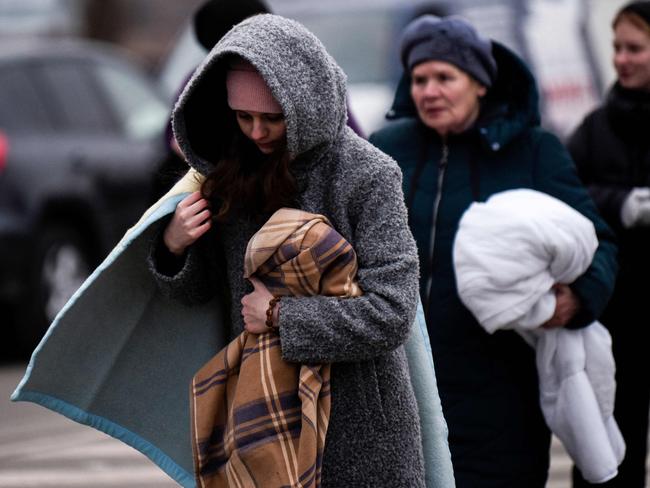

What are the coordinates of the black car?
(0, 39, 169, 353)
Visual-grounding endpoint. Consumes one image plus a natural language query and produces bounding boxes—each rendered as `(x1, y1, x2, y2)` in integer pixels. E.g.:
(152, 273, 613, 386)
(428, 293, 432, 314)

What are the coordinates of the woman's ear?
(477, 83, 488, 98)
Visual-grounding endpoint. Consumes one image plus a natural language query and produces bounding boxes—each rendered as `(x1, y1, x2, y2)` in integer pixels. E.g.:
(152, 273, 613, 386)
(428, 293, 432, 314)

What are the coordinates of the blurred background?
(0, 0, 639, 486)
(0, 0, 632, 358)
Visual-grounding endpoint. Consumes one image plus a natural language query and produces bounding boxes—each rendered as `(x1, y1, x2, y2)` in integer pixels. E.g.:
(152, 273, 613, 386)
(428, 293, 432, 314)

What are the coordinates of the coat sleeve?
(567, 115, 629, 228)
(277, 162, 421, 363)
(532, 129, 618, 328)
(147, 225, 220, 306)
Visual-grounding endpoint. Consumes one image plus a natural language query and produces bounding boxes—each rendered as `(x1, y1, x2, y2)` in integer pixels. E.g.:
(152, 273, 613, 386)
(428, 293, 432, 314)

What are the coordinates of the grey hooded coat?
(151, 14, 426, 487)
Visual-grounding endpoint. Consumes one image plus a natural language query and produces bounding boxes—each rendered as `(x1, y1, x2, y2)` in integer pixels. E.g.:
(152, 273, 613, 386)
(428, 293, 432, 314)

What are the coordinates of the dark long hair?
(201, 114, 297, 222)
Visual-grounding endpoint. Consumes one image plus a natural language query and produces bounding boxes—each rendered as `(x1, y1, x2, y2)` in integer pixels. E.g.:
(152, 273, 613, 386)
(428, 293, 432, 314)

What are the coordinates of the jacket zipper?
(424, 142, 448, 306)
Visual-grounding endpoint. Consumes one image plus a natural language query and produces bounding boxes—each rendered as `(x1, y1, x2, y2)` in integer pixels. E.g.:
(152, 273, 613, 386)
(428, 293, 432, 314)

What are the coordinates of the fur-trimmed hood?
(172, 14, 348, 175)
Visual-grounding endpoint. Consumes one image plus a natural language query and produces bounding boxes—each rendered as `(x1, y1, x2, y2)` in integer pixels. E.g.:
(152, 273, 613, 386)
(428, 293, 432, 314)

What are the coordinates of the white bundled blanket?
(453, 189, 624, 484)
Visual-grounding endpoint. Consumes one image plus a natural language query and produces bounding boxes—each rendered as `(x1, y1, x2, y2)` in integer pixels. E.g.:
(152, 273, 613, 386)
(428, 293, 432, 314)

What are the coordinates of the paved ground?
(0, 363, 646, 487)
(0, 364, 176, 488)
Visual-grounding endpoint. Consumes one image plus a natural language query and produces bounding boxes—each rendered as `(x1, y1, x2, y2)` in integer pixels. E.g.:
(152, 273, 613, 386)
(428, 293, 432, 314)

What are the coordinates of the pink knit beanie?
(226, 60, 282, 113)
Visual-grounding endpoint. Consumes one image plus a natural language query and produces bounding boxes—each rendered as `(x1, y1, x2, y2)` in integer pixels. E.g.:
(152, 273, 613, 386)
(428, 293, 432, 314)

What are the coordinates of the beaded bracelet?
(265, 296, 281, 331)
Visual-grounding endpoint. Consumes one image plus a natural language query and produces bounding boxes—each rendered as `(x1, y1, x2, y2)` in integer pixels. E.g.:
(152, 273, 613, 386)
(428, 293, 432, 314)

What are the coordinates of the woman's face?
(613, 18, 650, 91)
(235, 110, 287, 154)
(410, 60, 486, 137)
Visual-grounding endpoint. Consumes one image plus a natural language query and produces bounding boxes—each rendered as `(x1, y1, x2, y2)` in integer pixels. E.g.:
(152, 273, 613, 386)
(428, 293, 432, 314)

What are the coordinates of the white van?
(158, 0, 628, 139)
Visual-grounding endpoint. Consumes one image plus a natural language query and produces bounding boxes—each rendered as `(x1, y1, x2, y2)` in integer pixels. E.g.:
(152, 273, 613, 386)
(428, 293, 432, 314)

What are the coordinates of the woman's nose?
(614, 50, 628, 67)
(250, 120, 267, 140)
(424, 81, 441, 97)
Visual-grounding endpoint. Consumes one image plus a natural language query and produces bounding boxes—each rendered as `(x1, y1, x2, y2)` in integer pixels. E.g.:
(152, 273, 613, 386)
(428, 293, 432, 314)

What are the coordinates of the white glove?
(621, 187, 650, 228)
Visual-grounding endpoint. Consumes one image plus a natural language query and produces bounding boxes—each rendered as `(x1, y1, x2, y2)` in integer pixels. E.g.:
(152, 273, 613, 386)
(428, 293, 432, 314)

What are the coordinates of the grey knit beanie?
(400, 15, 497, 87)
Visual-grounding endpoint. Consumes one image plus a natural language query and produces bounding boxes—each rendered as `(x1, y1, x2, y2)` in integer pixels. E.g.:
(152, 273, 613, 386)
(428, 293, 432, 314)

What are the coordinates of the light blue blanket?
(12, 177, 454, 487)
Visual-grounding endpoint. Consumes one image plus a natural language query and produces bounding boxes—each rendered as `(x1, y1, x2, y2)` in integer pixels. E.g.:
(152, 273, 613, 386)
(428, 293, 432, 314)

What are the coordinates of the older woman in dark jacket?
(568, 2, 650, 486)
(370, 15, 618, 488)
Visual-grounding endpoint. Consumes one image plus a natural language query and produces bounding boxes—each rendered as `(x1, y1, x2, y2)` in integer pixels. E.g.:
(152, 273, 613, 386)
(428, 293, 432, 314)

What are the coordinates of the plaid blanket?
(191, 208, 362, 487)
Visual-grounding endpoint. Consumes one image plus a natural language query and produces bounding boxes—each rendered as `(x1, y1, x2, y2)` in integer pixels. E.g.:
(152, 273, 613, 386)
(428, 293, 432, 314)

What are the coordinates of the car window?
(38, 61, 114, 133)
(93, 64, 168, 140)
(0, 65, 53, 132)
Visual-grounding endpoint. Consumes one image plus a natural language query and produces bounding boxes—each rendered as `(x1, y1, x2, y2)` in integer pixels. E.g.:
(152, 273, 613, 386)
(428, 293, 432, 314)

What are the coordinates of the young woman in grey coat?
(149, 14, 426, 487)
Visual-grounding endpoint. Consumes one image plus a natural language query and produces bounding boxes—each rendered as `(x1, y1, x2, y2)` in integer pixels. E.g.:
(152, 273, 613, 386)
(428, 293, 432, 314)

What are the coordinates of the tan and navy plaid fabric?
(191, 208, 362, 487)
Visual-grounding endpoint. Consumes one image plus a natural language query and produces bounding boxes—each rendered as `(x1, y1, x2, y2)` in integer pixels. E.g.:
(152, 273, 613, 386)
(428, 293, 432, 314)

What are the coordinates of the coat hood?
(386, 42, 540, 151)
(172, 14, 348, 175)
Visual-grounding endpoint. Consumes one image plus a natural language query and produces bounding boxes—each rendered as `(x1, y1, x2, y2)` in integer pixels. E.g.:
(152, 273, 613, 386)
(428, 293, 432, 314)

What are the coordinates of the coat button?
(491, 142, 500, 151)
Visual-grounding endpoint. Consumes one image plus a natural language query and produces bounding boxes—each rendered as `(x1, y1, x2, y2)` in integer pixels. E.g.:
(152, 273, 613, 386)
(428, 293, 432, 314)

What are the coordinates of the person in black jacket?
(370, 15, 618, 488)
(568, 2, 650, 487)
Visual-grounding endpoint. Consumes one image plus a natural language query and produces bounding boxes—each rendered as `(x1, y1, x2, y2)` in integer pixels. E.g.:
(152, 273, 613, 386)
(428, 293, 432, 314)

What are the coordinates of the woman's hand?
(163, 191, 212, 256)
(542, 284, 581, 329)
(241, 277, 279, 334)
